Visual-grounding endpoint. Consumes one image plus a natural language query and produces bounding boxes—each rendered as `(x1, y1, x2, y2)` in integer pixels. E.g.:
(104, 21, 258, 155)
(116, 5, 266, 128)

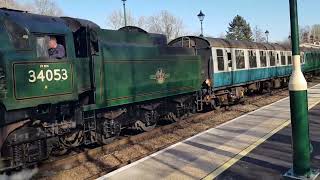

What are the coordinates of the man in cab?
(48, 36, 65, 59)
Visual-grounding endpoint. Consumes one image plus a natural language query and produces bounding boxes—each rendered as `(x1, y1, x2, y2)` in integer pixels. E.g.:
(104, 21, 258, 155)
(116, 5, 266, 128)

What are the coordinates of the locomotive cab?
(0, 9, 83, 171)
(0, 9, 79, 123)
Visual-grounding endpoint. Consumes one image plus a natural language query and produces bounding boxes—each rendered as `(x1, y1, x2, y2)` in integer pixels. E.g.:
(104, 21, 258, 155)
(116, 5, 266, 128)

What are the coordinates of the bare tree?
(106, 10, 185, 40)
(146, 10, 185, 40)
(252, 26, 266, 43)
(136, 16, 147, 29)
(218, 32, 226, 39)
(32, 0, 63, 16)
(276, 36, 291, 47)
(0, 0, 28, 10)
(107, 9, 136, 29)
(300, 26, 311, 43)
(310, 24, 320, 42)
(0, 0, 62, 16)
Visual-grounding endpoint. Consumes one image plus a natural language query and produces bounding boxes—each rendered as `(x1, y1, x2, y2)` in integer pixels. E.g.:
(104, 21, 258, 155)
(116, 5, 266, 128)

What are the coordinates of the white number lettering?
(28, 69, 68, 83)
(28, 70, 36, 83)
(54, 69, 61, 81)
(61, 69, 68, 80)
(37, 70, 45, 82)
(46, 70, 53, 81)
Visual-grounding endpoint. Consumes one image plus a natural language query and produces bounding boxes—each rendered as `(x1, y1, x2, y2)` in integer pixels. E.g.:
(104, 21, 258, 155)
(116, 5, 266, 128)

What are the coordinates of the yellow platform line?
(202, 120, 290, 180)
(202, 98, 320, 180)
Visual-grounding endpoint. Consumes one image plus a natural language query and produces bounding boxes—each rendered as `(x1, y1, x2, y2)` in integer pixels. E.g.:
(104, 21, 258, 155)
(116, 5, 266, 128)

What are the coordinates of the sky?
(21, 0, 320, 42)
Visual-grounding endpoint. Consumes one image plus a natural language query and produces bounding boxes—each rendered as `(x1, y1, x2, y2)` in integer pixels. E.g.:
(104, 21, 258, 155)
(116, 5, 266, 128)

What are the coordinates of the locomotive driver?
(48, 36, 66, 59)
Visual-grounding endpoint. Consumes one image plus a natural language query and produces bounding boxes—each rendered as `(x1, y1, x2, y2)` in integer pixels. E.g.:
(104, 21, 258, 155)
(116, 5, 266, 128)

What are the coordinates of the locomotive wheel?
(60, 131, 84, 149)
(51, 146, 68, 156)
(135, 120, 156, 132)
(167, 112, 179, 122)
(210, 99, 221, 110)
(97, 119, 121, 145)
(1, 126, 48, 169)
(98, 134, 119, 145)
(51, 131, 84, 156)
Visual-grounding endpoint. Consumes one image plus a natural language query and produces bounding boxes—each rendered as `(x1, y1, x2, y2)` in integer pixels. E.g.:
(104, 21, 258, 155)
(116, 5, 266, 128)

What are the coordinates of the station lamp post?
(265, 30, 269, 43)
(197, 10, 205, 37)
(122, 0, 127, 27)
(284, 0, 319, 179)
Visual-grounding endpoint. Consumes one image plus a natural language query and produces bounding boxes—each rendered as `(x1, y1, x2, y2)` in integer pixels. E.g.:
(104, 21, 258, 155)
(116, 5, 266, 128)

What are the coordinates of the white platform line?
(98, 84, 320, 180)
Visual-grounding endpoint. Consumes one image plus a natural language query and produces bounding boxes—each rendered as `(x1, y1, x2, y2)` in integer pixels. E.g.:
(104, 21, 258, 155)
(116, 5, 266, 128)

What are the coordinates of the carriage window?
(216, 49, 224, 71)
(227, 52, 232, 68)
(281, 52, 286, 65)
(248, 50, 257, 68)
(288, 53, 292, 65)
(260, 51, 267, 67)
(235, 50, 245, 69)
(269, 51, 276, 66)
(300, 53, 305, 64)
(4, 18, 30, 50)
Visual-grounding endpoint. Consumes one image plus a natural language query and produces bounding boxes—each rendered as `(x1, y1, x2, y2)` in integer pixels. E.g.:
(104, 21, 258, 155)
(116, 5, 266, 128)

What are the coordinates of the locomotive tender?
(0, 8, 320, 171)
(0, 8, 202, 171)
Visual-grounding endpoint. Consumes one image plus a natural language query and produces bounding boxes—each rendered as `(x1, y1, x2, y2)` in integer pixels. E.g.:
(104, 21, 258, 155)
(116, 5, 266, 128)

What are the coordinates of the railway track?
(35, 77, 320, 180)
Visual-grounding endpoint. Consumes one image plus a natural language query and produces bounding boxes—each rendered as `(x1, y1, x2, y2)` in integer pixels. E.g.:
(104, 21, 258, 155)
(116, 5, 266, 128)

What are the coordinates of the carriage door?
(225, 48, 233, 86)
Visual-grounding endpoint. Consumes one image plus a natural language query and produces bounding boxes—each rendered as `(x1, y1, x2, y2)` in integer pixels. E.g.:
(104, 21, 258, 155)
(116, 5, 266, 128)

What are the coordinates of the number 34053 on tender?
(28, 69, 68, 83)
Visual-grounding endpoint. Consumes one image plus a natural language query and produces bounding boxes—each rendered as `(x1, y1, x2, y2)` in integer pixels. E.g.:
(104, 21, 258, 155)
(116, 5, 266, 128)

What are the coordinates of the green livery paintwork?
(289, 90, 311, 175)
(13, 61, 73, 100)
(0, 10, 320, 116)
(103, 57, 200, 107)
(81, 29, 202, 111)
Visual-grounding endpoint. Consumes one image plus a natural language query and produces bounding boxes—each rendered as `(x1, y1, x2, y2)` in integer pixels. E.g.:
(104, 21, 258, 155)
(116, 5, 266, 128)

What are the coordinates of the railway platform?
(97, 84, 320, 180)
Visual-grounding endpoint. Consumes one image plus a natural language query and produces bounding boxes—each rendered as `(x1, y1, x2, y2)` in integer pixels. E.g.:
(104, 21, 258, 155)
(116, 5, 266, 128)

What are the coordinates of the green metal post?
(284, 0, 319, 179)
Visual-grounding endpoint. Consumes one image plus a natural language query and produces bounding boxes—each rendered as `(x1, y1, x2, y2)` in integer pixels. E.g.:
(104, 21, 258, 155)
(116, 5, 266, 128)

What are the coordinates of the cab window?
(36, 36, 49, 58)
(36, 35, 66, 58)
(73, 27, 99, 58)
(4, 18, 30, 50)
(216, 49, 224, 71)
(235, 50, 245, 69)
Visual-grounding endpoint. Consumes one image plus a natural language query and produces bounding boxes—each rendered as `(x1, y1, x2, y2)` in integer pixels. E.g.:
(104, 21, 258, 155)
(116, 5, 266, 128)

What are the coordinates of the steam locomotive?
(0, 8, 319, 171)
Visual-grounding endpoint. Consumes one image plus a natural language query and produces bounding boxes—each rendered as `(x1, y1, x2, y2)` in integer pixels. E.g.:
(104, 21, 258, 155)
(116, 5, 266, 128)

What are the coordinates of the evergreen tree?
(226, 15, 253, 41)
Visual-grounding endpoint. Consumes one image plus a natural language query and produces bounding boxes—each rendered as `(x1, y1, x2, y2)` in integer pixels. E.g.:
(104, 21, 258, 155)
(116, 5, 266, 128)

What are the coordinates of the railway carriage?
(169, 36, 320, 106)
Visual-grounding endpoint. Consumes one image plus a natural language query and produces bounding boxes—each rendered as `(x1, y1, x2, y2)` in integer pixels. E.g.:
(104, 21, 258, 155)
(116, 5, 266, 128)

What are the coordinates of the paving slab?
(98, 84, 320, 180)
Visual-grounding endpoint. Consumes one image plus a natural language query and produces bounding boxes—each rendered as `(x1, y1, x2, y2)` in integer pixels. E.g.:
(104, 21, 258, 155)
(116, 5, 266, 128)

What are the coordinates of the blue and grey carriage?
(169, 36, 320, 107)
